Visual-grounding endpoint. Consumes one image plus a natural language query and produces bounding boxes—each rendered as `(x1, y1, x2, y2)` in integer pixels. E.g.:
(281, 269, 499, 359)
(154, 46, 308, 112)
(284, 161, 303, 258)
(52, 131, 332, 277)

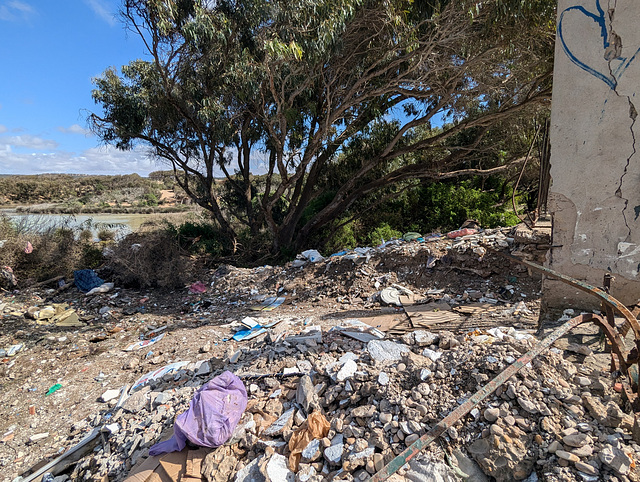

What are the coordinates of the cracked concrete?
(544, 0, 640, 311)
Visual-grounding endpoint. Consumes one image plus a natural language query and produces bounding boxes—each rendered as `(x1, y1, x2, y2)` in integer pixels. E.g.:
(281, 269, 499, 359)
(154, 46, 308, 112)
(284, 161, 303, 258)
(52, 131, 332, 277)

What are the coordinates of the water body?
(0, 210, 190, 239)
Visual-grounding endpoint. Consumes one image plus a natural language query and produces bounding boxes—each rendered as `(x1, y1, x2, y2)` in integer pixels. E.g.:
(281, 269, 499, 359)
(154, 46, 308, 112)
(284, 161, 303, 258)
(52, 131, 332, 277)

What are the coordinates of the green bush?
(365, 223, 402, 246)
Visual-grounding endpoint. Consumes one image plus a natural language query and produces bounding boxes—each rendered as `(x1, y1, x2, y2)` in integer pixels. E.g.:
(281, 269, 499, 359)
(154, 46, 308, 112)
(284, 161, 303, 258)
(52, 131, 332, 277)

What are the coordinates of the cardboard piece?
(158, 450, 188, 481)
(249, 296, 286, 311)
(452, 302, 496, 315)
(403, 302, 463, 328)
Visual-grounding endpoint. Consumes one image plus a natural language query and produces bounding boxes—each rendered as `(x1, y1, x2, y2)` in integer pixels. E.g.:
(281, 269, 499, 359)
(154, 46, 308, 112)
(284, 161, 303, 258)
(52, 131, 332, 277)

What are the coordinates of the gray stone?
(296, 464, 318, 482)
(263, 408, 296, 436)
(517, 397, 538, 414)
(367, 340, 410, 363)
(352, 405, 376, 418)
(378, 372, 390, 385)
(195, 360, 212, 376)
(235, 456, 265, 482)
(555, 450, 579, 463)
(483, 408, 500, 423)
(296, 375, 319, 413)
(336, 359, 357, 381)
(563, 433, 589, 448)
(262, 453, 294, 482)
(99, 388, 120, 403)
(301, 439, 322, 463)
(122, 387, 150, 412)
(324, 434, 344, 465)
(599, 445, 632, 475)
(574, 461, 597, 476)
(413, 330, 439, 346)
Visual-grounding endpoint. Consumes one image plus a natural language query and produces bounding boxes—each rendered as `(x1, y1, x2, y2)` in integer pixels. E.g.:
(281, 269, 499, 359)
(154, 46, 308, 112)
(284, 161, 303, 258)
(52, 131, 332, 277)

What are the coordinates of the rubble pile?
(31, 322, 640, 482)
(0, 224, 637, 482)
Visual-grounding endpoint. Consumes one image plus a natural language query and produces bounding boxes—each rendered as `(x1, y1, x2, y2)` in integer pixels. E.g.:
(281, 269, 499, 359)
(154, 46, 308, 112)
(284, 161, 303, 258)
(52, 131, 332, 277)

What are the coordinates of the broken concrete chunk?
(235, 456, 265, 482)
(324, 434, 344, 465)
(261, 453, 294, 482)
(296, 375, 319, 413)
(336, 359, 358, 381)
(263, 407, 296, 437)
(99, 388, 121, 403)
(367, 340, 410, 363)
(599, 445, 632, 475)
(301, 438, 322, 463)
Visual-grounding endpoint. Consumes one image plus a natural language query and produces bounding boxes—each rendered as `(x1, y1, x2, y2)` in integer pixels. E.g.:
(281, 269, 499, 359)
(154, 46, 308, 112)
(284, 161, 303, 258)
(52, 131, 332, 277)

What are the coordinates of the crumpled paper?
(288, 411, 330, 471)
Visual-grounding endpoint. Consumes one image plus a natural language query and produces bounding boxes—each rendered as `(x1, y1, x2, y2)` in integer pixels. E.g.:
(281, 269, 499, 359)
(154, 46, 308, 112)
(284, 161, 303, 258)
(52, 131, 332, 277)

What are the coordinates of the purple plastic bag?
(149, 371, 247, 455)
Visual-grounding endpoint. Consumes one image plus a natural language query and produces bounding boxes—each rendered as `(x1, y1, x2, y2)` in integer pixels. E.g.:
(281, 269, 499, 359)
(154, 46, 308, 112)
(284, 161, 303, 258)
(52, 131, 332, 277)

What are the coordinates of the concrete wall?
(545, 0, 640, 311)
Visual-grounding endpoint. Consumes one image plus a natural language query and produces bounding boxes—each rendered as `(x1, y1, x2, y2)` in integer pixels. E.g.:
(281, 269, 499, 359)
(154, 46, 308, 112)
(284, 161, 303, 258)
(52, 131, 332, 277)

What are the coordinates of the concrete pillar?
(545, 0, 640, 311)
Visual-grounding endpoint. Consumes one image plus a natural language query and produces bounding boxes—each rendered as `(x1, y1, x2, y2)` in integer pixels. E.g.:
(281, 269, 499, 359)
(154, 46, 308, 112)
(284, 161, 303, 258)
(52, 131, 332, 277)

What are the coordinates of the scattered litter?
(288, 411, 331, 471)
(125, 332, 165, 351)
(86, 282, 115, 295)
(299, 249, 324, 263)
(131, 361, 190, 391)
(188, 281, 207, 294)
(380, 287, 402, 306)
(249, 296, 286, 311)
(45, 383, 62, 396)
(5, 343, 24, 357)
(447, 227, 478, 239)
(1, 265, 17, 286)
(73, 269, 105, 292)
(233, 318, 283, 341)
(24, 241, 33, 254)
(403, 232, 423, 242)
(330, 318, 385, 342)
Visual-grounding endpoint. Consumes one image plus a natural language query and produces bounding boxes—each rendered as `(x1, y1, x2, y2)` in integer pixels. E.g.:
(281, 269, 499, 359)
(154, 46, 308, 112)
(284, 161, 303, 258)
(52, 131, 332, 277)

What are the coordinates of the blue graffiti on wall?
(558, 0, 640, 89)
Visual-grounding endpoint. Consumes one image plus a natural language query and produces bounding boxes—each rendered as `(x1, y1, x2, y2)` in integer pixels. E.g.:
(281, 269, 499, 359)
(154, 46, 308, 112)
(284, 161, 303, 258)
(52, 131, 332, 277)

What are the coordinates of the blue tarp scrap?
(73, 269, 104, 292)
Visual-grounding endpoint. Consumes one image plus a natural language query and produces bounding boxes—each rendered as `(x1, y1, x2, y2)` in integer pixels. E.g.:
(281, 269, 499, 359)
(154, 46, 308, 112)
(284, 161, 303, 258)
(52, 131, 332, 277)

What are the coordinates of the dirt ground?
(2, 225, 624, 482)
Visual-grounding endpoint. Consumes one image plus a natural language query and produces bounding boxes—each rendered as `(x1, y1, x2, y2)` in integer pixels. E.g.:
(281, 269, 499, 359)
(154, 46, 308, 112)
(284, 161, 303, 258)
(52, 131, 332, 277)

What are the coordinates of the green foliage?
(322, 220, 359, 255)
(90, 0, 554, 253)
(416, 181, 520, 232)
(167, 220, 231, 257)
(365, 223, 403, 246)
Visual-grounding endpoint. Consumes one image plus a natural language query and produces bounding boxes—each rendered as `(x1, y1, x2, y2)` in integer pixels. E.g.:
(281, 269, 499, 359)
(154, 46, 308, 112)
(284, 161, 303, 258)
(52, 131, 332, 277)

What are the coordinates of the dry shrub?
(0, 215, 107, 287)
(106, 229, 187, 289)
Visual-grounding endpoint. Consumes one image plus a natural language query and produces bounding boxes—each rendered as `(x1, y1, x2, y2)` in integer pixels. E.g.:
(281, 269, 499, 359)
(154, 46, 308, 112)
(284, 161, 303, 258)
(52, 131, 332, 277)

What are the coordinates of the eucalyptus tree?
(90, 0, 555, 252)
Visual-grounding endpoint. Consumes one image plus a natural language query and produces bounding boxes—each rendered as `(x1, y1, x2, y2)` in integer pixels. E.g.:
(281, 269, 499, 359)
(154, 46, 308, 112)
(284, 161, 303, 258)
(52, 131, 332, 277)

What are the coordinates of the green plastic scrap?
(45, 383, 62, 396)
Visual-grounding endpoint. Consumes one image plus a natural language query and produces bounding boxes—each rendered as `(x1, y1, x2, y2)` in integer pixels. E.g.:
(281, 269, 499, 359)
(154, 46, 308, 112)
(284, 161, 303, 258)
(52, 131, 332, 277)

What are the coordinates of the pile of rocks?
(54, 320, 639, 482)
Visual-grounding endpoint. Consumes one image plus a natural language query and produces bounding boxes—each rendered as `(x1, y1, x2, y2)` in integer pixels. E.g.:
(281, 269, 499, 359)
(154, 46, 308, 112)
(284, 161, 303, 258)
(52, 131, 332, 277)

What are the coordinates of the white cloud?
(57, 124, 92, 136)
(0, 125, 7, 133)
(0, 134, 58, 150)
(83, 0, 116, 27)
(0, 144, 162, 176)
(0, 1, 35, 22)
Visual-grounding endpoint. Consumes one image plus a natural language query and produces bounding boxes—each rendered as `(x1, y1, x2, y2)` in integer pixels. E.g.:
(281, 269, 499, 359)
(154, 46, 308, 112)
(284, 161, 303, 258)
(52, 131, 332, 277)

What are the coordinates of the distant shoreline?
(0, 203, 196, 215)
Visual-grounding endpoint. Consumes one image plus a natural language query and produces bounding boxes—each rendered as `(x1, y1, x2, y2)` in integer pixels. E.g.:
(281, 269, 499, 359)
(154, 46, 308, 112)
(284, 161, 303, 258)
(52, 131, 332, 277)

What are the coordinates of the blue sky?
(0, 0, 161, 175)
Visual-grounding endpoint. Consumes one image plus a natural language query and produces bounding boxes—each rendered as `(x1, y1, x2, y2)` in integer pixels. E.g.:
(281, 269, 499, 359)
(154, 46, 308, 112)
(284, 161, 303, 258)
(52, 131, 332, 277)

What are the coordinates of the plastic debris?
(45, 383, 62, 396)
(447, 228, 478, 239)
(149, 371, 248, 455)
(125, 333, 165, 351)
(131, 361, 191, 391)
(73, 269, 105, 293)
(249, 296, 286, 311)
(6, 344, 24, 357)
(86, 282, 115, 295)
(188, 281, 207, 294)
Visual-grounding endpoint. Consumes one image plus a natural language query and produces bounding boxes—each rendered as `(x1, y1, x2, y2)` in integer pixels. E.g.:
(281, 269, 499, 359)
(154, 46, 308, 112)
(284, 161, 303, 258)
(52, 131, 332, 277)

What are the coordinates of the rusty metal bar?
(491, 251, 640, 343)
(369, 313, 598, 481)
